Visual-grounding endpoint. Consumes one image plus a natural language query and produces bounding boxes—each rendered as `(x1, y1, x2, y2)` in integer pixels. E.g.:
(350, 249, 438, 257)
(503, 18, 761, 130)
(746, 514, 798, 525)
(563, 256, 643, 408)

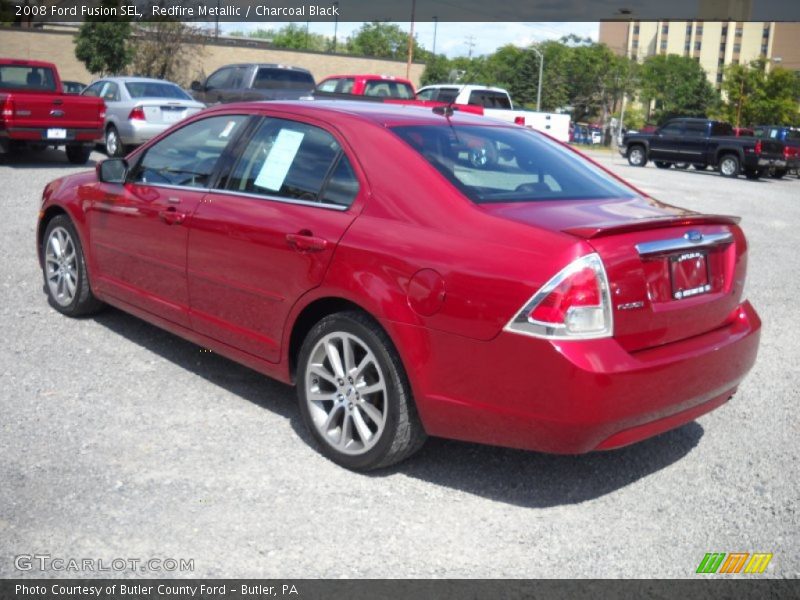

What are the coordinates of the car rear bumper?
(117, 120, 171, 146)
(396, 300, 760, 454)
(1, 127, 101, 145)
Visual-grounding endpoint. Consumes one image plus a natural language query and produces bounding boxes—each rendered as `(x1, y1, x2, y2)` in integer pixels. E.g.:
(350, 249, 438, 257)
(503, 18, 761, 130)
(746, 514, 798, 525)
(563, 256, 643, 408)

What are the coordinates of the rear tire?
(744, 168, 762, 180)
(65, 144, 91, 165)
(296, 311, 426, 471)
(719, 154, 740, 178)
(654, 161, 671, 169)
(42, 215, 105, 317)
(627, 145, 647, 167)
(768, 168, 787, 179)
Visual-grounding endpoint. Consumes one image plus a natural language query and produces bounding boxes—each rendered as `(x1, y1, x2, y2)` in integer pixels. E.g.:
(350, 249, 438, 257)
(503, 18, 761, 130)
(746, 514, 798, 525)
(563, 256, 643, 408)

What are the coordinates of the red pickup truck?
(0, 58, 105, 164)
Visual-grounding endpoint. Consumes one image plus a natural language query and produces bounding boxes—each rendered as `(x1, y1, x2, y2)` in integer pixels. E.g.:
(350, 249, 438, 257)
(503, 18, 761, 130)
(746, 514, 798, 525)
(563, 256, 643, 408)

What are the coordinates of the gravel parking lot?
(1, 146, 797, 579)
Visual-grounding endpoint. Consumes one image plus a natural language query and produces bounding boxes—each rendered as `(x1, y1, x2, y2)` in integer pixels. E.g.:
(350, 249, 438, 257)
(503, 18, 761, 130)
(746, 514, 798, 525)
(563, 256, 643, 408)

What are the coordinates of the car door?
(648, 120, 684, 161)
(682, 121, 709, 163)
(86, 114, 250, 327)
(186, 115, 363, 363)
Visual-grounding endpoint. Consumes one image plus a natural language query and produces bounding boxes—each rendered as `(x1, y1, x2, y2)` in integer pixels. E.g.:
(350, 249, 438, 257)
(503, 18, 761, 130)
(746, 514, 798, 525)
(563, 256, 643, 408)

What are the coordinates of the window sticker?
(219, 120, 238, 139)
(254, 129, 305, 191)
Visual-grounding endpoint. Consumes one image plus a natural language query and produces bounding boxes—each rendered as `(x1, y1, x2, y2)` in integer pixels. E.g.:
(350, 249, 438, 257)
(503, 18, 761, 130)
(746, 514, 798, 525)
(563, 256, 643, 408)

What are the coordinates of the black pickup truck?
(620, 118, 786, 179)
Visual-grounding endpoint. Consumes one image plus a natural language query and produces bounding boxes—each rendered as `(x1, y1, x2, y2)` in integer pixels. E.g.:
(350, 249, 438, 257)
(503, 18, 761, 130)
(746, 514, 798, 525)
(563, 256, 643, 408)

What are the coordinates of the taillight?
(505, 253, 613, 339)
(514, 116, 526, 126)
(754, 140, 762, 155)
(128, 106, 146, 121)
(1, 96, 14, 119)
(99, 100, 106, 120)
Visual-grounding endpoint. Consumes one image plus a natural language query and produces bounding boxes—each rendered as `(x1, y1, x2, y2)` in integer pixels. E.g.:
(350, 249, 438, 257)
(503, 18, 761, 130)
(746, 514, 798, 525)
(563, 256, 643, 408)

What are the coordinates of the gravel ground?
(0, 146, 797, 579)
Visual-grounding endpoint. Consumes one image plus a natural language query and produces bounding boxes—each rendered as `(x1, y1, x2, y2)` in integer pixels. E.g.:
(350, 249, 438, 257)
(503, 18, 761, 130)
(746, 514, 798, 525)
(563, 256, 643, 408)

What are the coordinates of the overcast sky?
(221, 22, 600, 57)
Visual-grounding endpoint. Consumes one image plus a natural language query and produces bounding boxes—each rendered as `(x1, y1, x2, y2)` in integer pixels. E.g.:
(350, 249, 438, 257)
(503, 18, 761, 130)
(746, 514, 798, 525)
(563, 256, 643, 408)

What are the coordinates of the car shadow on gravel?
(0, 148, 100, 169)
(92, 306, 704, 509)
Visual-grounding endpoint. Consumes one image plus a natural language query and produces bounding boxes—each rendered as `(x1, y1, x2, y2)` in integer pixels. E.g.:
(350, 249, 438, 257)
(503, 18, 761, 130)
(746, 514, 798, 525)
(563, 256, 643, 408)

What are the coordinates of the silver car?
(82, 76, 205, 157)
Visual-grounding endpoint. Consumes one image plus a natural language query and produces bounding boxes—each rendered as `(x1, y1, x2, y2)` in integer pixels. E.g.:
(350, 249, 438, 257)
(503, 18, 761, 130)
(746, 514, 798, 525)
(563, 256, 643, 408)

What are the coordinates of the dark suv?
(753, 125, 800, 178)
(190, 64, 315, 105)
(620, 118, 785, 179)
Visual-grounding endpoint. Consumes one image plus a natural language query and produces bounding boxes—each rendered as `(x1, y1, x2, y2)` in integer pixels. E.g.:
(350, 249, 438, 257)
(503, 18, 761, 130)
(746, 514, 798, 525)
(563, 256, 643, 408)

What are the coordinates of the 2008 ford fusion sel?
(37, 101, 761, 470)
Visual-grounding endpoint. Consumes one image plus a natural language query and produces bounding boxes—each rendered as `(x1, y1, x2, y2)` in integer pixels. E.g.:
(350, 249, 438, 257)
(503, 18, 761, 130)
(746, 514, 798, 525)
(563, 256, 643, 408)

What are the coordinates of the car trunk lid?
(482, 197, 747, 352)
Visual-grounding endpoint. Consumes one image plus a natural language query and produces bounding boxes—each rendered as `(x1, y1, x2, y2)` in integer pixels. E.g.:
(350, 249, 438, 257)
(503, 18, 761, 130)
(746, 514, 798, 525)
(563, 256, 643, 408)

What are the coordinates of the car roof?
(96, 76, 182, 84)
(216, 63, 312, 73)
(322, 74, 413, 83)
(206, 99, 508, 128)
(0, 58, 57, 69)
(418, 84, 508, 93)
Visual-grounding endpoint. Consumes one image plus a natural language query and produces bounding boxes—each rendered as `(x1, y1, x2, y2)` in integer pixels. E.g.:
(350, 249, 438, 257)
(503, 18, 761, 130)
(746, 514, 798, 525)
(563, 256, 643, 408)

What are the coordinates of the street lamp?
(529, 46, 544, 112)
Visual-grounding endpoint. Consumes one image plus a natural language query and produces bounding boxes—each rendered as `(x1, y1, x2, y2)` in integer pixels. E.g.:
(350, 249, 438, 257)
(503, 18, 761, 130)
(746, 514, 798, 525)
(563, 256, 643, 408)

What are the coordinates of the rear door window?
(363, 80, 414, 98)
(253, 68, 315, 90)
(226, 118, 359, 207)
(684, 121, 707, 137)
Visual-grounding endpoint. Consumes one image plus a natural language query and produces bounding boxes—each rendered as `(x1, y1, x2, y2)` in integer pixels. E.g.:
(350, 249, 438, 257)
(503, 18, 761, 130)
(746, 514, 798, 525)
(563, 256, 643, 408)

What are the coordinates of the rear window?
(363, 80, 414, 99)
(125, 82, 191, 100)
(468, 90, 512, 109)
(253, 68, 315, 90)
(0, 65, 57, 92)
(391, 124, 637, 204)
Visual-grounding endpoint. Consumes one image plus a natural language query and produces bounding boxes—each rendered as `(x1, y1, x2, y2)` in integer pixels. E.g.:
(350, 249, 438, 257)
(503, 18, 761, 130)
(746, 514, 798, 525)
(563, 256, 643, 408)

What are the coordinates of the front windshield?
(391, 124, 638, 204)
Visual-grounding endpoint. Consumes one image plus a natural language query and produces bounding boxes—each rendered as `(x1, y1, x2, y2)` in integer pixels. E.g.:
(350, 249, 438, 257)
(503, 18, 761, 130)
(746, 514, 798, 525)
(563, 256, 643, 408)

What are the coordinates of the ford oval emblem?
(684, 230, 703, 243)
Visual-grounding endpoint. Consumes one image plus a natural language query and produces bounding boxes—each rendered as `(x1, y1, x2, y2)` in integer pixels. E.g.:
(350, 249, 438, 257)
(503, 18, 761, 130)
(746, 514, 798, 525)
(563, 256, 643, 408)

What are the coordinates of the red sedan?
(36, 101, 761, 471)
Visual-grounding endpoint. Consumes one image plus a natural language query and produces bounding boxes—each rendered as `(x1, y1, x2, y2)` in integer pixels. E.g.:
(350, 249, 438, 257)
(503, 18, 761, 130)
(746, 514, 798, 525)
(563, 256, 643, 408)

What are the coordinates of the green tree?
(721, 59, 800, 126)
(346, 22, 422, 60)
(638, 54, 717, 122)
(74, 1, 133, 75)
(130, 21, 207, 85)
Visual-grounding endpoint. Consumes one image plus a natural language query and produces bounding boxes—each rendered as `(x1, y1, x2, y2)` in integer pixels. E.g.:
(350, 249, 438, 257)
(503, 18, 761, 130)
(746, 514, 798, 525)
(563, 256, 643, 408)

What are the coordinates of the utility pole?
(405, 0, 416, 79)
(530, 46, 544, 112)
(465, 35, 476, 59)
(332, 2, 339, 53)
(432, 16, 438, 56)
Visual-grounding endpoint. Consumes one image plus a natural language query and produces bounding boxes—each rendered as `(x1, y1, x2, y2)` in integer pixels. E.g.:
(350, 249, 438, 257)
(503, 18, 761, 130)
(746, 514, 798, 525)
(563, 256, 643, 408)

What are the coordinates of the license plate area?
(46, 128, 67, 139)
(670, 251, 711, 300)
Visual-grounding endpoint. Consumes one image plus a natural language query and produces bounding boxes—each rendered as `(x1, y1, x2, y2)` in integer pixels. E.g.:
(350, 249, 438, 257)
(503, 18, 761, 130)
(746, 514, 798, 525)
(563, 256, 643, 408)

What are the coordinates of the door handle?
(159, 207, 186, 225)
(286, 232, 328, 253)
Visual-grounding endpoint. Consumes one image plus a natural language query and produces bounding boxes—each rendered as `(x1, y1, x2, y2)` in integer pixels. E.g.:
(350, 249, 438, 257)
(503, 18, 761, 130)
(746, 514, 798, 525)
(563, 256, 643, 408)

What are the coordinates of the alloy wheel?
(303, 332, 388, 456)
(45, 226, 78, 307)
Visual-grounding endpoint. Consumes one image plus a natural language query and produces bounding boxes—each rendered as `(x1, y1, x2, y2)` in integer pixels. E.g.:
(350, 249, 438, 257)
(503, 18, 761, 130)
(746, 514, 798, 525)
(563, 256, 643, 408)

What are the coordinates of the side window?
(436, 88, 459, 103)
(227, 118, 359, 207)
(229, 66, 248, 89)
(102, 81, 120, 103)
(82, 81, 104, 98)
(684, 122, 707, 137)
(130, 115, 247, 188)
(317, 79, 339, 93)
(205, 68, 232, 90)
(660, 122, 683, 135)
(416, 88, 436, 101)
(336, 78, 355, 94)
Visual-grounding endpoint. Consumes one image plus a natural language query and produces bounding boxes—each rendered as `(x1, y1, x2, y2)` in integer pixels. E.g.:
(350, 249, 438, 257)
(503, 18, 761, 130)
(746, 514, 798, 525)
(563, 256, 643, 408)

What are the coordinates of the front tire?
(42, 215, 105, 317)
(627, 145, 647, 167)
(105, 125, 125, 158)
(65, 144, 91, 165)
(296, 311, 426, 471)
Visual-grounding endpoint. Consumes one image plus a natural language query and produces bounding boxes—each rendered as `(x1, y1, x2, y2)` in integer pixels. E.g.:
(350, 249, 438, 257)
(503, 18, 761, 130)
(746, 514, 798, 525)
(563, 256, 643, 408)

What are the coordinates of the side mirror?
(97, 158, 128, 184)
(190, 80, 203, 92)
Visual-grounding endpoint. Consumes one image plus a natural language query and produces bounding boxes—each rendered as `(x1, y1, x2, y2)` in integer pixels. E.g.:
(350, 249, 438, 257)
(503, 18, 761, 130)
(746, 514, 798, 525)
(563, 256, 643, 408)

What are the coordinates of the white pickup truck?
(415, 84, 571, 143)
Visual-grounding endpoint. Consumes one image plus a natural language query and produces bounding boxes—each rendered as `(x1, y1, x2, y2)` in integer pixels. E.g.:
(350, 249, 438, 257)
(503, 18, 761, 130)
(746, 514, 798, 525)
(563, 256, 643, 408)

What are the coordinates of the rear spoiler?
(564, 214, 741, 239)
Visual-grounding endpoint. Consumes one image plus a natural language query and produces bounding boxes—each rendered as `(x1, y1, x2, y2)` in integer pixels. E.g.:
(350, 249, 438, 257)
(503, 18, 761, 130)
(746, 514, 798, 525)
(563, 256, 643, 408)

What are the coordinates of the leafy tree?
(720, 59, 800, 126)
(74, 1, 133, 75)
(130, 21, 208, 85)
(638, 54, 718, 122)
(346, 22, 422, 60)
